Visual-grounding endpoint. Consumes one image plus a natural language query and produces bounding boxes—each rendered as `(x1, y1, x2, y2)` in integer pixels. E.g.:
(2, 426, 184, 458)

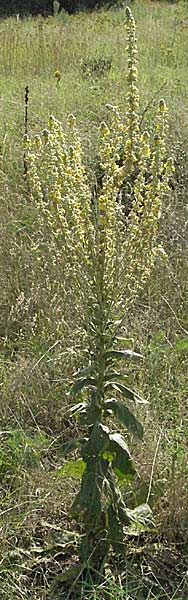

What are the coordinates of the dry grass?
(0, 2, 188, 598)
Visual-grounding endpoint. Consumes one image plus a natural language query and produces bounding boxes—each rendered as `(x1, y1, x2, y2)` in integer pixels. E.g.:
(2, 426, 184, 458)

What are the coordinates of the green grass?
(0, 1, 188, 177)
(1, 1, 188, 598)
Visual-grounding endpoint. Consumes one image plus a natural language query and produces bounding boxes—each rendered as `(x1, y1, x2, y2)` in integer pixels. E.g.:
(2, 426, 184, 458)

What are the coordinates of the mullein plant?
(24, 7, 173, 571)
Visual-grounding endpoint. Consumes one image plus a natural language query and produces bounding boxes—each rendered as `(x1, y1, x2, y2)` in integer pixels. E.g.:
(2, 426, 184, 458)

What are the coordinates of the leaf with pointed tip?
(104, 399, 143, 439)
(104, 382, 135, 401)
(105, 350, 142, 361)
(60, 437, 88, 457)
(71, 377, 97, 397)
(73, 364, 96, 378)
(109, 433, 136, 480)
(68, 401, 88, 416)
(104, 381, 148, 404)
(112, 319, 123, 328)
(109, 432, 130, 453)
(104, 371, 127, 382)
(81, 423, 110, 459)
(57, 458, 85, 479)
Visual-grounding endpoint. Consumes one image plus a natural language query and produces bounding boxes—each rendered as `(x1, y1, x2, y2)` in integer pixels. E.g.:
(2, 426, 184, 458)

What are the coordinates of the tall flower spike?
(124, 7, 140, 173)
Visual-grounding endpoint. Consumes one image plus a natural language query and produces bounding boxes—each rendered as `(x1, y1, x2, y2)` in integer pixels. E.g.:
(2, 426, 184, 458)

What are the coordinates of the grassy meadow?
(1, 1, 188, 598)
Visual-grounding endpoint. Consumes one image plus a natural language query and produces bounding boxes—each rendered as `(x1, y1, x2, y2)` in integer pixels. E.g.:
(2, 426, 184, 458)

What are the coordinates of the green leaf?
(53, 563, 82, 584)
(60, 437, 88, 457)
(71, 377, 97, 397)
(104, 399, 143, 439)
(113, 455, 135, 481)
(70, 456, 109, 519)
(124, 503, 155, 534)
(102, 449, 114, 462)
(111, 319, 123, 328)
(68, 401, 88, 416)
(57, 458, 85, 479)
(117, 496, 130, 526)
(79, 398, 101, 426)
(105, 350, 142, 361)
(107, 505, 124, 551)
(109, 433, 136, 480)
(115, 337, 134, 345)
(81, 423, 110, 459)
(105, 381, 148, 404)
(73, 364, 96, 378)
(104, 371, 127, 382)
(109, 432, 130, 452)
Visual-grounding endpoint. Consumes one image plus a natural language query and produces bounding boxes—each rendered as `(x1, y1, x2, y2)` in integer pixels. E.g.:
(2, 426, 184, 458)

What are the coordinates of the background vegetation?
(1, 1, 188, 598)
(0, 0, 126, 18)
(0, 0, 181, 18)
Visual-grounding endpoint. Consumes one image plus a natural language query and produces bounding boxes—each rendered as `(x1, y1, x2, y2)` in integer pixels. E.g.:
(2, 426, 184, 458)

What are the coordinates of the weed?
(23, 6, 172, 576)
(82, 55, 112, 78)
(0, 2, 188, 598)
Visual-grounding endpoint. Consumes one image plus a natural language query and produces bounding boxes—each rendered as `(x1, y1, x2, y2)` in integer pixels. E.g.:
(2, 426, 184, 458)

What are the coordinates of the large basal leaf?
(81, 423, 110, 459)
(105, 350, 142, 361)
(124, 503, 155, 535)
(57, 458, 86, 479)
(104, 398, 143, 440)
(109, 433, 136, 480)
(71, 377, 97, 397)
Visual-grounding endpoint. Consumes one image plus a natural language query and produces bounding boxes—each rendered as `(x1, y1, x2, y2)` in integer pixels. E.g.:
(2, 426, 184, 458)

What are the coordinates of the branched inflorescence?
(24, 7, 172, 313)
(24, 7, 173, 569)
